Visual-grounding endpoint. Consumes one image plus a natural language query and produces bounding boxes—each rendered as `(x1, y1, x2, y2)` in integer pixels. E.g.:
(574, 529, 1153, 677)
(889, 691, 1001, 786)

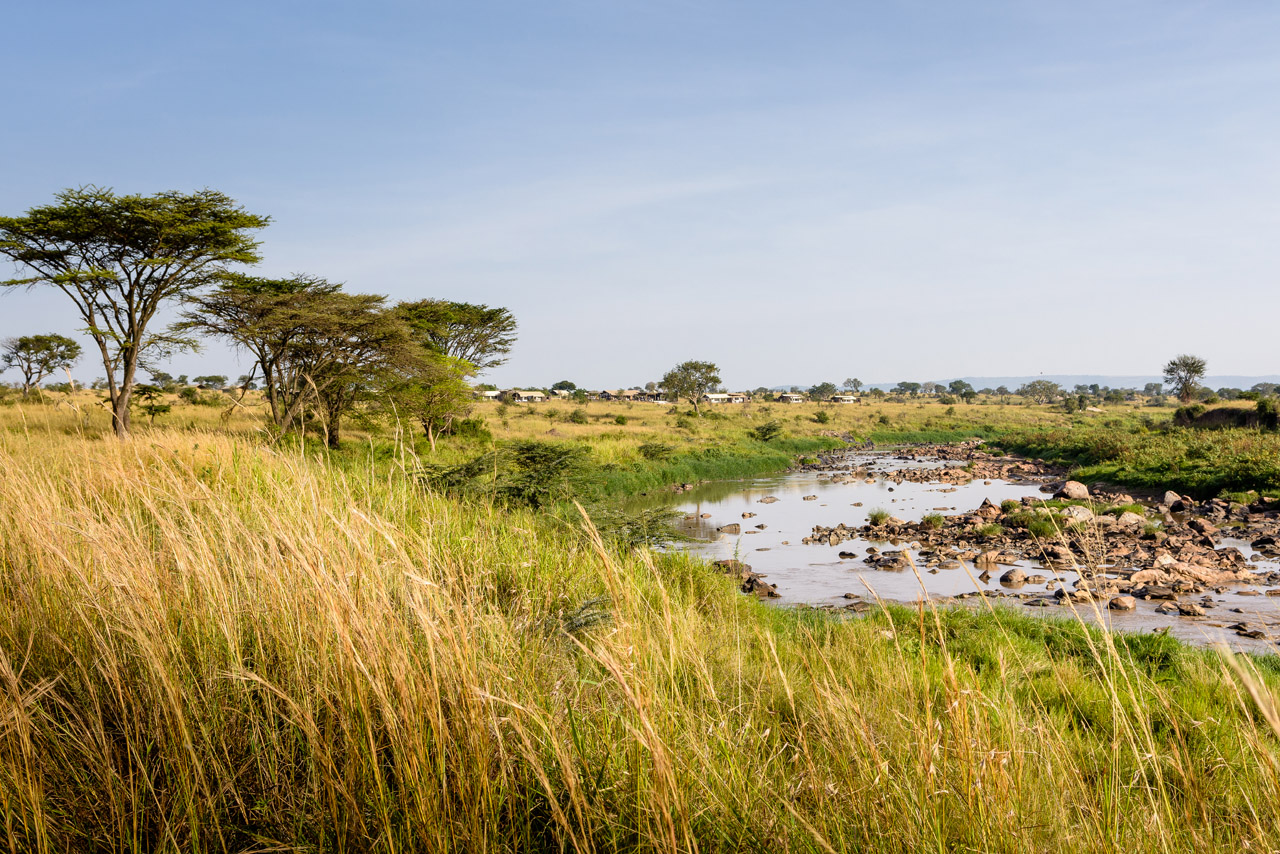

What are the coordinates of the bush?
(1000, 499, 1021, 514)
(614, 415, 629, 426)
(867, 508, 890, 525)
(977, 523, 1004, 538)
(921, 512, 945, 530)
(637, 442, 675, 460)
(813, 410, 831, 424)
(748, 420, 783, 442)
(1259, 398, 1279, 431)
(674, 417, 695, 430)
(567, 409, 589, 425)
(447, 417, 491, 441)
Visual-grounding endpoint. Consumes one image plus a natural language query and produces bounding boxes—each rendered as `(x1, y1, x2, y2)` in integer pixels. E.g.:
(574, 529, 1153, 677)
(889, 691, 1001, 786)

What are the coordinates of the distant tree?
(1017, 380, 1062, 404)
(1163, 354, 1207, 404)
(551, 380, 577, 391)
(1, 333, 82, 396)
(1143, 382, 1163, 397)
(0, 187, 268, 436)
(644, 381, 658, 393)
(236, 373, 258, 390)
(192, 374, 228, 388)
(808, 381, 838, 401)
(869, 387, 886, 399)
(1251, 382, 1278, 397)
(661, 360, 721, 415)
(948, 380, 974, 397)
(396, 300, 516, 373)
(893, 381, 922, 396)
(843, 377, 863, 393)
(995, 385, 1010, 396)
(131, 384, 171, 425)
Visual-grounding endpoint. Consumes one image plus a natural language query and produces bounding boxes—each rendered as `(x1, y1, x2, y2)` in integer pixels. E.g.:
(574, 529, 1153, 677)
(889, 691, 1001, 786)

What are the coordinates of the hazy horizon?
(3, 1, 1279, 389)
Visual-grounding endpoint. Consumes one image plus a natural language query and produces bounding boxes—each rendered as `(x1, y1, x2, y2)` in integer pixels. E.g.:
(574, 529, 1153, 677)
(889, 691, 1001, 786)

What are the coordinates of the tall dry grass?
(1, 427, 1279, 851)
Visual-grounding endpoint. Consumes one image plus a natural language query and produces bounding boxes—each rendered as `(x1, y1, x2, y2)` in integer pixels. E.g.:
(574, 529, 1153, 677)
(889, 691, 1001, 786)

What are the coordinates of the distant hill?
(775, 376, 1280, 392)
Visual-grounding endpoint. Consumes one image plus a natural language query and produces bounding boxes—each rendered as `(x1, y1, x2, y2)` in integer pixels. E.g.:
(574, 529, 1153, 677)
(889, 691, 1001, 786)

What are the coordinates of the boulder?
(717, 523, 741, 535)
(999, 567, 1028, 585)
(1060, 505, 1094, 523)
(1108, 595, 1137, 611)
(1055, 481, 1090, 501)
(1162, 490, 1181, 506)
(758, 496, 780, 504)
(1115, 512, 1147, 532)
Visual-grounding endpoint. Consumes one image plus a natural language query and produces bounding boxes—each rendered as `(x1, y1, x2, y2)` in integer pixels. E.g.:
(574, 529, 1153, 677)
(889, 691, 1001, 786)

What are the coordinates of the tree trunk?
(427, 421, 437, 453)
(327, 414, 341, 449)
(690, 396, 700, 416)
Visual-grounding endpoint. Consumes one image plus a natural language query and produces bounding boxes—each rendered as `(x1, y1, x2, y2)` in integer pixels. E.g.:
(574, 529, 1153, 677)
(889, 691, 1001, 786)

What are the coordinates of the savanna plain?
(4, 391, 1280, 853)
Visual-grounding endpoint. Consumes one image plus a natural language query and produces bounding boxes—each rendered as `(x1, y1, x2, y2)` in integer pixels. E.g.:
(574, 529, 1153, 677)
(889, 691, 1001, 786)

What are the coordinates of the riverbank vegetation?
(3, 426, 1280, 851)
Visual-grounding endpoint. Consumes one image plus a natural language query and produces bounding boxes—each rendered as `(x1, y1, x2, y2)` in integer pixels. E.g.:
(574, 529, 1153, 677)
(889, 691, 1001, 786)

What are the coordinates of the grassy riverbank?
(995, 424, 1280, 498)
(3, 428, 1280, 852)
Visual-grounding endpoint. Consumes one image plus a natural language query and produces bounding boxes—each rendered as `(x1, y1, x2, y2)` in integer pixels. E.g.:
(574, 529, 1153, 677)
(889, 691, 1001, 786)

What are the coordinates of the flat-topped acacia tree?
(0, 187, 269, 437)
(0, 333, 82, 396)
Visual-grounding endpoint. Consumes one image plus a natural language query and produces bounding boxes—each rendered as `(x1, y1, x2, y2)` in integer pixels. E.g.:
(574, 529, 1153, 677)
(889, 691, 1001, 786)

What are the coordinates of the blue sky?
(3, 0, 1278, 389)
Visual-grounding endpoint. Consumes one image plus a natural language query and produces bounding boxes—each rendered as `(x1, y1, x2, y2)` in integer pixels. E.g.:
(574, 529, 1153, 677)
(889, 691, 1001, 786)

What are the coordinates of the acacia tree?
(0, 187, 268, 436)
(843, 377, 862, 393)
(1164, 354, 1207, 403)
(396, 299, 517, 373)
(0, 333, 81, 396)
(661, 360, 721, 415)
(1017, 379, 1062, 404)
(179, 274, 344, 429)
(380, 354, 475, 452)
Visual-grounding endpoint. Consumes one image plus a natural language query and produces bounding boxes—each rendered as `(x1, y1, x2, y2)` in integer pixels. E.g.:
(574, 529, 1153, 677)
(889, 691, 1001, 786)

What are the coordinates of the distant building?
(477, 389, 502, 401)
(830, 394, 860, 404)
(702, 392, 748, 404)
(507, 389, 547, 403)
(777, 393, 806, 404)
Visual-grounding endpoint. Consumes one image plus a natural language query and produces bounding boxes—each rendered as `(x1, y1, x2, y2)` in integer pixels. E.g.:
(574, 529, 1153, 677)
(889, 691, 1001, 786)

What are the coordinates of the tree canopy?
(1017, 379, 1062, 404)
(0, 187, 269, 436)
(1, 334, 82, 396)
(661, 360, 721, 415)
(396, 300, 517, 373)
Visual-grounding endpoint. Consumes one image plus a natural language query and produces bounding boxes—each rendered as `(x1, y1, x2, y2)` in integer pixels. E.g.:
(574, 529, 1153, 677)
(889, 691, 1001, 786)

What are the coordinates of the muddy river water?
(645, 451, 1280, 654)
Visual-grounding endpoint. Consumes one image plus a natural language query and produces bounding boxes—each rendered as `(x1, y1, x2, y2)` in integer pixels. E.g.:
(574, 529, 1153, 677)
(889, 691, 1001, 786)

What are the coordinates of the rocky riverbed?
(666, 443, 1280, 652)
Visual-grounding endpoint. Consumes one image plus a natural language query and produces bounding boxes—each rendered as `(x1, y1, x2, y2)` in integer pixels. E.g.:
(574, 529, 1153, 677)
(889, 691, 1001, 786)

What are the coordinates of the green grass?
(995, 425, 1280, 497)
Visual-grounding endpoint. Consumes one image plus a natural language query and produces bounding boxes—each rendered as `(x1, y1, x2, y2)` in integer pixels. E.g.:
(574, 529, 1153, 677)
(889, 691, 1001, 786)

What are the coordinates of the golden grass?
(0, 425, 1279, 851)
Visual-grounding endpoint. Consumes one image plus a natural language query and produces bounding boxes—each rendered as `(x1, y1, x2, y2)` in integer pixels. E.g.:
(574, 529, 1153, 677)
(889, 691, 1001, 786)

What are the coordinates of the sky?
(2, 0, 1279, 390)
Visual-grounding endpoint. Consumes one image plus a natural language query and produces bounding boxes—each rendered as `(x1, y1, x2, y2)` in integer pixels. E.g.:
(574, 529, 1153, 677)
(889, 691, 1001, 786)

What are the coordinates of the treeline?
(0, 187, 514, 445)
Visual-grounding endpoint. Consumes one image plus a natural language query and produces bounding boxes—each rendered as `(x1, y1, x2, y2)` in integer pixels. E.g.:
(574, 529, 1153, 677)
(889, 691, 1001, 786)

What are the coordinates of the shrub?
(867, 508, 890, 525)
(567, 409, 589, 425)
(674, 417, 694, 430)
(748, 420, 783, 442)
(877, 414, 891, 426)
(447, 417, 491, 441)
(921, 512, 945, 530)
(637, 442, 675, 460)
(1259, 398, 1279, 431)
(813, 410, 831, 424)
(614, 415, 629, 426)
(977, 523, 1004, 538)
(1000, 499, 1021, 514)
